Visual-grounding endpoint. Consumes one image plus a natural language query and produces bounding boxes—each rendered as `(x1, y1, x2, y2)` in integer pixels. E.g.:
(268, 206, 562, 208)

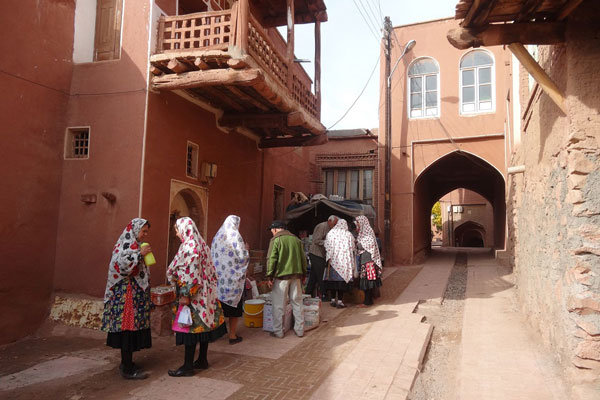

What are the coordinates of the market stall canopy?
(285, 197, 376, 234)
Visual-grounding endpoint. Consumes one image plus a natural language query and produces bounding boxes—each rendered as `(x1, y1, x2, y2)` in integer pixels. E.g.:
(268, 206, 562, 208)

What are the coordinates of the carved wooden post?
(286, 0, 295, 91)
(238, 0, 249, 54)
(314, 21, 321, 118)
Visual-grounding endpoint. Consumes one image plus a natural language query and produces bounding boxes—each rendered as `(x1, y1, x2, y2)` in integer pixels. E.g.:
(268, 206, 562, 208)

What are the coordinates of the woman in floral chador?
(355, 215, 382, 307)
(324, 218, 356, 308)
(211, 215, 249, 345)
(167, 217, 227, 377)
(102, 218, 153, 380)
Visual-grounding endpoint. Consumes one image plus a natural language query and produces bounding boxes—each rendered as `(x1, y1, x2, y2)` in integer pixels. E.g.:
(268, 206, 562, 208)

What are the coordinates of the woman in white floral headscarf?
(324, 218, 356, 308)
(102, 218, 153, 380)
(166, 217, 227, 377)
(211, 215, 249, 345)
(355, 215, 382, 307)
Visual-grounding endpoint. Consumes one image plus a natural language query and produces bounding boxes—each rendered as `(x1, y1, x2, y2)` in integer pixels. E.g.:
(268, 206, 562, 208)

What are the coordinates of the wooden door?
(94, 0, 123, 61)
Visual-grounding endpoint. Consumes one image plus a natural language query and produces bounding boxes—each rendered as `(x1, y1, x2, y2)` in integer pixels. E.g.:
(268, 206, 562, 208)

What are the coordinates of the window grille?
(65, 127, 90, 159)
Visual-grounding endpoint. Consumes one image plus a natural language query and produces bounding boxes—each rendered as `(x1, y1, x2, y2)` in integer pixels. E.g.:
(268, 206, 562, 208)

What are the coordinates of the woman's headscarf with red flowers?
(104, 218, 150, 302)
(167, 217, 219, 328)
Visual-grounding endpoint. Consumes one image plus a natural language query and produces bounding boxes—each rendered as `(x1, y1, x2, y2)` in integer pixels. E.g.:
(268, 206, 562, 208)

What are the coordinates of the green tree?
(431, 202, 442, 232)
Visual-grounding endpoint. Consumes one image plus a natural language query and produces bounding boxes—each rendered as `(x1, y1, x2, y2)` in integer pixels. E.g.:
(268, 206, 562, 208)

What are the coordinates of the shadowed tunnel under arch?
(413, 150, 505, 258)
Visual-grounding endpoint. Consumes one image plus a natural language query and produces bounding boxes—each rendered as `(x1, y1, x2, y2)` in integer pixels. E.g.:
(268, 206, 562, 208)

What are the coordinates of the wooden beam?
(219, 111, 305, 128)
(461, 0, 499, 27)
(238, 0, 249, 53)
(508, 42, 567, 114)
(226, 85, 270, 111)
(150, 66, 163, 76)
(557, 0, 584, 21)
(194, 57, 210, 70)
(259, 134, 327, 149)
(314, 20, 321, 117)
(262, 11, 328, 27)
(227, 58, 248, 69)
(200, 86, 245, 112)
(516, 0, 545, 22)
(151, 68, 264, 91)
(220, 113, 287, 128)
(286, 0, 295, 91)
(167, 58, 189, 73)
(447, 22, 565, 50)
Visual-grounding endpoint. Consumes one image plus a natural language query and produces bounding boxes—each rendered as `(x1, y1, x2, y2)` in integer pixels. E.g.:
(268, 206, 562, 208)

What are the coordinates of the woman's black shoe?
(229, 336, 243, 345)
(120, 368, 148, 380)
(168, 366, 194, 377)
(193, 359, 209, 369)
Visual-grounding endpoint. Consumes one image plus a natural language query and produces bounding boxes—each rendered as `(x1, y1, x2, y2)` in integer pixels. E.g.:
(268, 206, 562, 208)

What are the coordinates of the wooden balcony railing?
(155, 7, 320, 120)
(157, 10, 232, 52)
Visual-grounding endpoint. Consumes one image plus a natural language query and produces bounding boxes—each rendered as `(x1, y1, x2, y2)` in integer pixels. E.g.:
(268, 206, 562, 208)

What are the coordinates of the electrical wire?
(352, 0, 380, 42)
(327, 55, 381, 130)
(0, 68, 146, 97)
(362, 0, 383, 31)
(357, 0, 381, 33)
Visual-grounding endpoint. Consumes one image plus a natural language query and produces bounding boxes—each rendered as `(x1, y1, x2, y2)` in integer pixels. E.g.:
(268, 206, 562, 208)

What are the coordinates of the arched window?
(460, 50, 494, 113)
(408, 58, 439, 118)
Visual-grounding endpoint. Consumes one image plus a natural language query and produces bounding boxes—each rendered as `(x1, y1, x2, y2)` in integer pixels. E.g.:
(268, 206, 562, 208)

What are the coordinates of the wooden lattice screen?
(158, 10, 232, 52)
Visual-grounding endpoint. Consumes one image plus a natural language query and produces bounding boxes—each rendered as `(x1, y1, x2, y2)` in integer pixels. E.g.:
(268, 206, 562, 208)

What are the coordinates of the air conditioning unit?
(201, 162, 217, 180)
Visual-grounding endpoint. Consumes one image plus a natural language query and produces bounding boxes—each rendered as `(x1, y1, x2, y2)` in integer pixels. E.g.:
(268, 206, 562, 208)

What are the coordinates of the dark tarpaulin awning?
(284, 198, 376, 234)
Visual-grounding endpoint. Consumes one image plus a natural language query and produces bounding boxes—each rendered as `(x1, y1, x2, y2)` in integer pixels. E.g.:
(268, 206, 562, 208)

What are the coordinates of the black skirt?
(106, 329, 152, 352)
(221, 298, 243, 318)
(175, 323, 227, 346)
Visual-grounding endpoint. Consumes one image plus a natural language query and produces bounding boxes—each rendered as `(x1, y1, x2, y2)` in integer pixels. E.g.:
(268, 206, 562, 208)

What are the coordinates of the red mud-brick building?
(0, 0, 327, 344)
(379, 17, 510, 265)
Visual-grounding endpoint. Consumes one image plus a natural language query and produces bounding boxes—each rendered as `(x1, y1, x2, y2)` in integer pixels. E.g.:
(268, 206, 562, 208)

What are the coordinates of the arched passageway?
(454, 220, 486, 247)
(168, 188, 205, 263)
(414, 150, 505, 259)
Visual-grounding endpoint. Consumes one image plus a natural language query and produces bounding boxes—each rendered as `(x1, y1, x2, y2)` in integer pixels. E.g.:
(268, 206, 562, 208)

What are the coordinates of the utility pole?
(383, 17, 392, 263)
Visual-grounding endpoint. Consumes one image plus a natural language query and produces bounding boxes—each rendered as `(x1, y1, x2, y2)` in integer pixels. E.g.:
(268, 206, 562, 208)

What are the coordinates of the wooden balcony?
(149, 1, 327, 148)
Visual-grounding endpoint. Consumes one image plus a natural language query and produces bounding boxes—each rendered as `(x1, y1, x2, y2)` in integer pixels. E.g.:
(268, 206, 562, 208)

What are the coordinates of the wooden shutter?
(94, 0, 123, 61)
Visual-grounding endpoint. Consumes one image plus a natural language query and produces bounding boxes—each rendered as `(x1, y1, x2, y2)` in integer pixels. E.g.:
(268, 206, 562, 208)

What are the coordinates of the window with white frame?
(460, 50, 494, 114)
(408, 58, 440, 118)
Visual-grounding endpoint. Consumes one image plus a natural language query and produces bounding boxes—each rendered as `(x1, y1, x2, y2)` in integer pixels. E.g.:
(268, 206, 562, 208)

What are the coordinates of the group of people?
(101, 215, 249, 380)
(101, 212, 382, 380)
(305, 215, 383, 309)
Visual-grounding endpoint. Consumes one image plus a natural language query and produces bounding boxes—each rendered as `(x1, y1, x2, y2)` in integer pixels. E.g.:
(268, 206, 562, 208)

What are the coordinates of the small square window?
(186, 141, 199, 179)
(65, 127, 90, 159)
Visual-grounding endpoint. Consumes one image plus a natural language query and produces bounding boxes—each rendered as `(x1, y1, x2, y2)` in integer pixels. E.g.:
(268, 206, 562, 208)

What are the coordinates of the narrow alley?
(1, 249, 583, 399)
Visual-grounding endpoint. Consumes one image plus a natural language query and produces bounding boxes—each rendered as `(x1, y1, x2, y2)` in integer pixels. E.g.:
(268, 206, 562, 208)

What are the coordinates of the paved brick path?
(0, 265, 424, 400)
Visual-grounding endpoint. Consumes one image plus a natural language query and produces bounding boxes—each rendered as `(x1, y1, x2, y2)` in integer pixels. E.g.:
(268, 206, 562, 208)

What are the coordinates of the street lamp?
(384, 35, 416, 264)
(387, 40, 416, 90)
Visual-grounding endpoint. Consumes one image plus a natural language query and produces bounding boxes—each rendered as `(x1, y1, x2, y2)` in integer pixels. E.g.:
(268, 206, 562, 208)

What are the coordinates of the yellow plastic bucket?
(243, 299, 265, 328)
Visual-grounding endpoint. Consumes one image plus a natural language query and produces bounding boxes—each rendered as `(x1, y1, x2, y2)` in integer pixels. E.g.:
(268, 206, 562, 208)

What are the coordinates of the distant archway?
(454, 220, 486, 247)
(412, 150, 505, 260)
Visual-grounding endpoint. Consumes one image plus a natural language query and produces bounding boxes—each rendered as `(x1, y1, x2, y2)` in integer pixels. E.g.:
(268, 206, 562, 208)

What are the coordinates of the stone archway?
(412, 150, 505, 261)
(167, 180, 208, 264)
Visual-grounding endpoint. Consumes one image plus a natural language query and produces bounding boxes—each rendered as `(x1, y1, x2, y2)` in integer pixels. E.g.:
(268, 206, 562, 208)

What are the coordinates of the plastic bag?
(250, 280, 259, 298)
(177, 305, 193, 327)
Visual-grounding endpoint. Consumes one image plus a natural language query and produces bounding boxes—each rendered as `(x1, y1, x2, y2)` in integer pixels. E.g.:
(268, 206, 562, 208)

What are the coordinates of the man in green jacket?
(266, 220, 307, 338)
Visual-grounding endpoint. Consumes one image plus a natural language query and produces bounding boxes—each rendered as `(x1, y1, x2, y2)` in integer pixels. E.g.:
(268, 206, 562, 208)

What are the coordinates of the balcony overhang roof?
(454, 0, 582, 27)
(251, 0, 328, 27)
(449, 0, 585, 115)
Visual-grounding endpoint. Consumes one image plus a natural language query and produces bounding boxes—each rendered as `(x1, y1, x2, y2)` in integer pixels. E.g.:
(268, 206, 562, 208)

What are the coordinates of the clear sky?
(288, 0, 456, 130)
